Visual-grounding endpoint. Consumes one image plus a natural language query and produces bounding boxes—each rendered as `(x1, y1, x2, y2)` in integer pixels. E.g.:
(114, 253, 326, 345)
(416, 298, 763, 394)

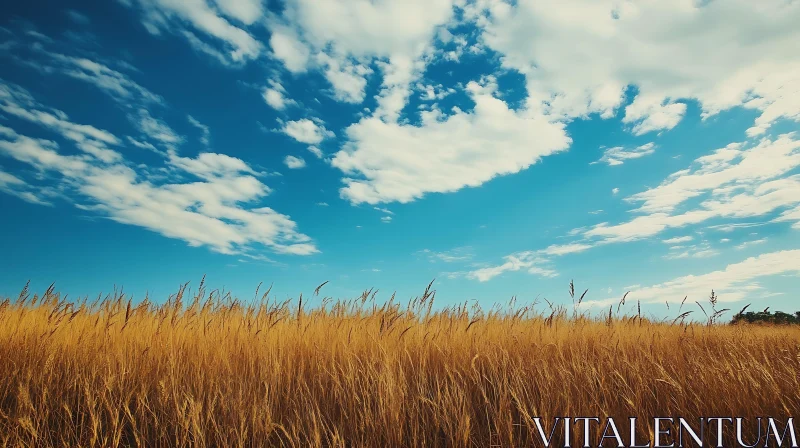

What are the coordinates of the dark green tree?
(731, 304, 800, 325)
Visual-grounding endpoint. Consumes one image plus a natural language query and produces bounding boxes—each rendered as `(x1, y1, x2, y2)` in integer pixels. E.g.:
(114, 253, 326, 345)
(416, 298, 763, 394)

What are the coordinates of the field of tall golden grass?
(1, 279, 798, 447)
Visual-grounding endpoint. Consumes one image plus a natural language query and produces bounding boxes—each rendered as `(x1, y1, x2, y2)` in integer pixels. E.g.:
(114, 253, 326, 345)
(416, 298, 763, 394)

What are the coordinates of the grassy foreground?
(0, 281, 799, 447)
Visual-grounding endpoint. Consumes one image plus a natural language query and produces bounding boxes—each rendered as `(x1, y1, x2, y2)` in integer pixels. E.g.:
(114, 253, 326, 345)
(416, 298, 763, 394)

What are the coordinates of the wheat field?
(0, 279, 798, 447)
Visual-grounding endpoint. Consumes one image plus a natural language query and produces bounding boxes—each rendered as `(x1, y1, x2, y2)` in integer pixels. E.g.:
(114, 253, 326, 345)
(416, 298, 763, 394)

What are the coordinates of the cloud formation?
(0, 80, 317, 257)
(262, 79, 295, 111)
(122, 0, 263, 65)
(284, 155, 306, 169)
(583, 250, 800, 308)
(473, 133, 800, 281)
(332, 81, 570, 204)
(282, 118, 334, 145)
(115, 1, 800, 211)
(468, 251, 558, 282)
(594, 142, 655, 166)
(475, 0, 800, 135)
(269, 0, 455, 107)
(588, 134, 800, 243)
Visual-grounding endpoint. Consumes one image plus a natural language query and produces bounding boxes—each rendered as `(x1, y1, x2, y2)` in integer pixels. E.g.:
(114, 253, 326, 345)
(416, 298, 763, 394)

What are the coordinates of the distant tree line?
(731, 305, 800, 325)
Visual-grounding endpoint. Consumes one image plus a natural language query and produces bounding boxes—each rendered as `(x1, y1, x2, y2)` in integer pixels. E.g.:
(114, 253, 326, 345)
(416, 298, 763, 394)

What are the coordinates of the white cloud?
(380, 215, 392, 223)
(0, 167, 54, 206)
(467, 241, 593, 282)
(132, 108, 182, 146)
(663, 236, 693, 244)
(279, 0, 455, 59)
(284, 155, 306, 169)
(262, 79, 295, 111)
(373, 54, 430, 122)
(417, 83, 455, 101)
(419, 247, 473, 263)
(187, 115, 210, 146)
(735, 238, 768, 250)
(707, 222, 768, 233)
(475, 133, 800, 282)
(269, 29, 310, 73)
(264, 0, 797, 209)
(468, 251, 557, 282)
(0, 82, 122, 163)
(585, 134, 800, 243)
(282, 118, 334, 145)
(594, 142, 655, 166)
(623, 96, 686, 135)
(212, 0, 263, 25)
(612, 187, 619, 195)
(438, 271, 467, 280)
(477, 0, 800, 135)
(0, 169, 25, 188)
(0, 80, 317, 257)
(168, 151, 256, 180)
(54, 56, 164, 105)
(307, 146, 323, 159)
(123, 0, 263, 65)
(441, 33, 471, 62)
(775, 206, 800, 230)
(540, 243, 593, 256)
(262, 90, 284, 111)
(316, 53, 372, 104)
(663, 242, 718, 260)
(584, 250, 800, 308)
(127, 137, 159, 153)
(181, 30, 233, 65)
(332, 81, 570, 204)
(0, 125, 89, 177)
(268, 0, 456, 110)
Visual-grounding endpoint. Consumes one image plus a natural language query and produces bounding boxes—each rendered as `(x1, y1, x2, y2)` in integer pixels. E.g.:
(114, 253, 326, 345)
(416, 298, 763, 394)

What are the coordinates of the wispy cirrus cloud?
(735, 238, 768, 250)
(4, 37, 164, 107)
(187, 115, 210, 146)
(0, 79, 317, 257)
(593, 142, 656, 166)
(131, 108, 182, 148)
(586, 135, 800, 243)
(468, 251, 558, 282)
(663, 241, 718, 260)
(465, 241, 597, 282)
(121, 0, 263, 66)
(0, 81, 122, 163)
(662, 236, 693, 244)
(471, 133, 800, 282)
(418, 247, 474, 263)
(0, 167, 58, 206)
(582, 250, 800, 308)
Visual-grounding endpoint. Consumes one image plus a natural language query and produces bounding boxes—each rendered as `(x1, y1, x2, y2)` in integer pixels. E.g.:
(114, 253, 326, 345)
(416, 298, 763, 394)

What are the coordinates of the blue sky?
(1, 0, 799, 317)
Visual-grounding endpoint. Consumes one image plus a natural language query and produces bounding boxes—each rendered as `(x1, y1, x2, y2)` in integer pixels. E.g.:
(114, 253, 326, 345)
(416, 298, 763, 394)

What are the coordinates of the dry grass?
(1, 279, 799, 447)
